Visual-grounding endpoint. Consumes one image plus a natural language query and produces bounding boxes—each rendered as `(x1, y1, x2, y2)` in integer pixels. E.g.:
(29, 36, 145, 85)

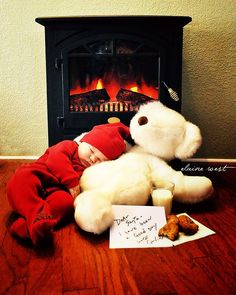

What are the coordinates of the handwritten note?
(109, 205, 172, 248)
(109, 206, 216, 249)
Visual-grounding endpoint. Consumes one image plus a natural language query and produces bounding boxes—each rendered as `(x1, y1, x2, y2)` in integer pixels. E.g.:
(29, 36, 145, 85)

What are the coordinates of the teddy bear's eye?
(138, 116, 148, 126)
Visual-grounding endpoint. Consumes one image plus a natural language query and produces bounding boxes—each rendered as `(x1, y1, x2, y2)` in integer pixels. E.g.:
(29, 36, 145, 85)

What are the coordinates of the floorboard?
(0, 160, 235, 295)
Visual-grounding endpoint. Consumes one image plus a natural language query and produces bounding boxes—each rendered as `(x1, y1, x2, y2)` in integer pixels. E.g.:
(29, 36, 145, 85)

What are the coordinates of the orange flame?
(130, 86, 138, 92)
(70, 74, 158, 100)
(96, 79, 103, 89)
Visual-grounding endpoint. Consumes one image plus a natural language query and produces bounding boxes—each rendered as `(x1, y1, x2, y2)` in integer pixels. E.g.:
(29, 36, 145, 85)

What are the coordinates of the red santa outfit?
(7, 122, 130, 245)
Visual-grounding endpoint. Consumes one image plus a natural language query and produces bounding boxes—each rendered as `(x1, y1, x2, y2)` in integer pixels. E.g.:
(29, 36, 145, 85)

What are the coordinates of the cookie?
(178, 215, 199, 235)
(158, 222, 179, 241)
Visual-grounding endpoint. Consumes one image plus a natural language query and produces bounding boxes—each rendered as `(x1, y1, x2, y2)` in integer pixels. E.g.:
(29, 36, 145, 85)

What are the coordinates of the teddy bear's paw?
(74, 191, 114, 234)
(174, 176, 214, 204)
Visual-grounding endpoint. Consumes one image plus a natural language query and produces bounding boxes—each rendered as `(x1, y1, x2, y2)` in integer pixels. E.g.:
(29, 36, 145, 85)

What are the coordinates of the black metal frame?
(36, 16, 191, 146)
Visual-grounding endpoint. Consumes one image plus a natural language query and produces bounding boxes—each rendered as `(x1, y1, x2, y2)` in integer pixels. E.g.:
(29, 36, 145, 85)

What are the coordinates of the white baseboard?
(0, 156, 39, 160)
(0, 156, 235, 162)
(184, 158, 236, 163)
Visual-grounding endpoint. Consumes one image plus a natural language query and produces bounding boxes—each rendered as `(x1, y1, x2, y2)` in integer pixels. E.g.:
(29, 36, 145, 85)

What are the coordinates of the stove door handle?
(57, 116, 64, 128)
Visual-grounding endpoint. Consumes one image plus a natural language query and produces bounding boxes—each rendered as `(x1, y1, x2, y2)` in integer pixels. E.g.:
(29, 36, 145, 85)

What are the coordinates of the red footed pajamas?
(7, 141, 84, 245)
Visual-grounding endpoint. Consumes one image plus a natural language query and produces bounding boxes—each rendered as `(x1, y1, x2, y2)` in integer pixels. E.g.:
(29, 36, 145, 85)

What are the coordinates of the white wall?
(0, 0, 235, 158)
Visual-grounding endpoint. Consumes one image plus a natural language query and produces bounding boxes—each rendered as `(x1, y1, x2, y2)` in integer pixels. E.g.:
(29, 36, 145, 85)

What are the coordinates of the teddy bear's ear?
(175, 122, 202, 159)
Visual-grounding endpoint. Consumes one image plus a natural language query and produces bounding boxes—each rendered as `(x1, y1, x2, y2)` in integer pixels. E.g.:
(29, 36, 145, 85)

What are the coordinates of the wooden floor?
(0, 160, 236, 295)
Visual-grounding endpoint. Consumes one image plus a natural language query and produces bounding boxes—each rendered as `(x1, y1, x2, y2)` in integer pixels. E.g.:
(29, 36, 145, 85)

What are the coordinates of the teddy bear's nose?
(138, 116, 148, 126)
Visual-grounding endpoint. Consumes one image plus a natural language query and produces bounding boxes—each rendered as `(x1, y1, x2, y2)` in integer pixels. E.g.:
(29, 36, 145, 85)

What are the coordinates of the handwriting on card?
(114, 215, 158, 243)
(109, 205, 173, 248)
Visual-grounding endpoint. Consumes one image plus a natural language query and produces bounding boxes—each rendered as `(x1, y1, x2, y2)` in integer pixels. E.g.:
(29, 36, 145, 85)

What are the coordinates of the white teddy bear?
(74, 101, 213, 234)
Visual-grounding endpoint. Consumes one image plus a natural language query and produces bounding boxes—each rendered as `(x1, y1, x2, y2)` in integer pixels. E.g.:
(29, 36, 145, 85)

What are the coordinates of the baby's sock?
(10, 217, 30, 240)
(29, 212, 56, 246)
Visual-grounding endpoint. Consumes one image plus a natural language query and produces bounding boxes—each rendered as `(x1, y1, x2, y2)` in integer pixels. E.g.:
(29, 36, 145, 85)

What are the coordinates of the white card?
(109, 205, 172, 248)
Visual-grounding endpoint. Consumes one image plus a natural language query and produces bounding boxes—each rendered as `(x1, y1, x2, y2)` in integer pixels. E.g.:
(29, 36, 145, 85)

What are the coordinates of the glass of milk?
(151, 181, 175, 215)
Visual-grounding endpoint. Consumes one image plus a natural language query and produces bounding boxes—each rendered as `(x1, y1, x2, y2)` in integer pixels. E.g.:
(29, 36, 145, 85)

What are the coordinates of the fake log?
(70, 88, 110, 105)
(116, 88, 154, 105)
(69, 87, 154, 112)
(70, 88, 111, 111)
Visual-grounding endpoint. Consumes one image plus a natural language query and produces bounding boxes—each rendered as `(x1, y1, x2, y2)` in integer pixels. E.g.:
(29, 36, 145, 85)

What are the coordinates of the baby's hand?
(69, 184, 80, 199)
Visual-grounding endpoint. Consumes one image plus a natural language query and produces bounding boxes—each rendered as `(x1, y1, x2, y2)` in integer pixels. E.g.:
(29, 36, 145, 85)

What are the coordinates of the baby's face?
(78, 142, 108, 167)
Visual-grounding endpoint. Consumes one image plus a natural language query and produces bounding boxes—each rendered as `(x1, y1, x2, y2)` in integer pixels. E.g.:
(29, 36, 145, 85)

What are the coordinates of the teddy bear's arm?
(149, 157, 213, 204)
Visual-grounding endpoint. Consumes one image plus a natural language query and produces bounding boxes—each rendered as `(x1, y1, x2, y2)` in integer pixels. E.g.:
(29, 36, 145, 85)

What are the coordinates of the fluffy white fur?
(74, 102, 213, 234)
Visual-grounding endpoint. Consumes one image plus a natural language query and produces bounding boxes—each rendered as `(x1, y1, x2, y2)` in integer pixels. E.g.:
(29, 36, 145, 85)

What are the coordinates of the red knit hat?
(81, 123, 130, 160)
